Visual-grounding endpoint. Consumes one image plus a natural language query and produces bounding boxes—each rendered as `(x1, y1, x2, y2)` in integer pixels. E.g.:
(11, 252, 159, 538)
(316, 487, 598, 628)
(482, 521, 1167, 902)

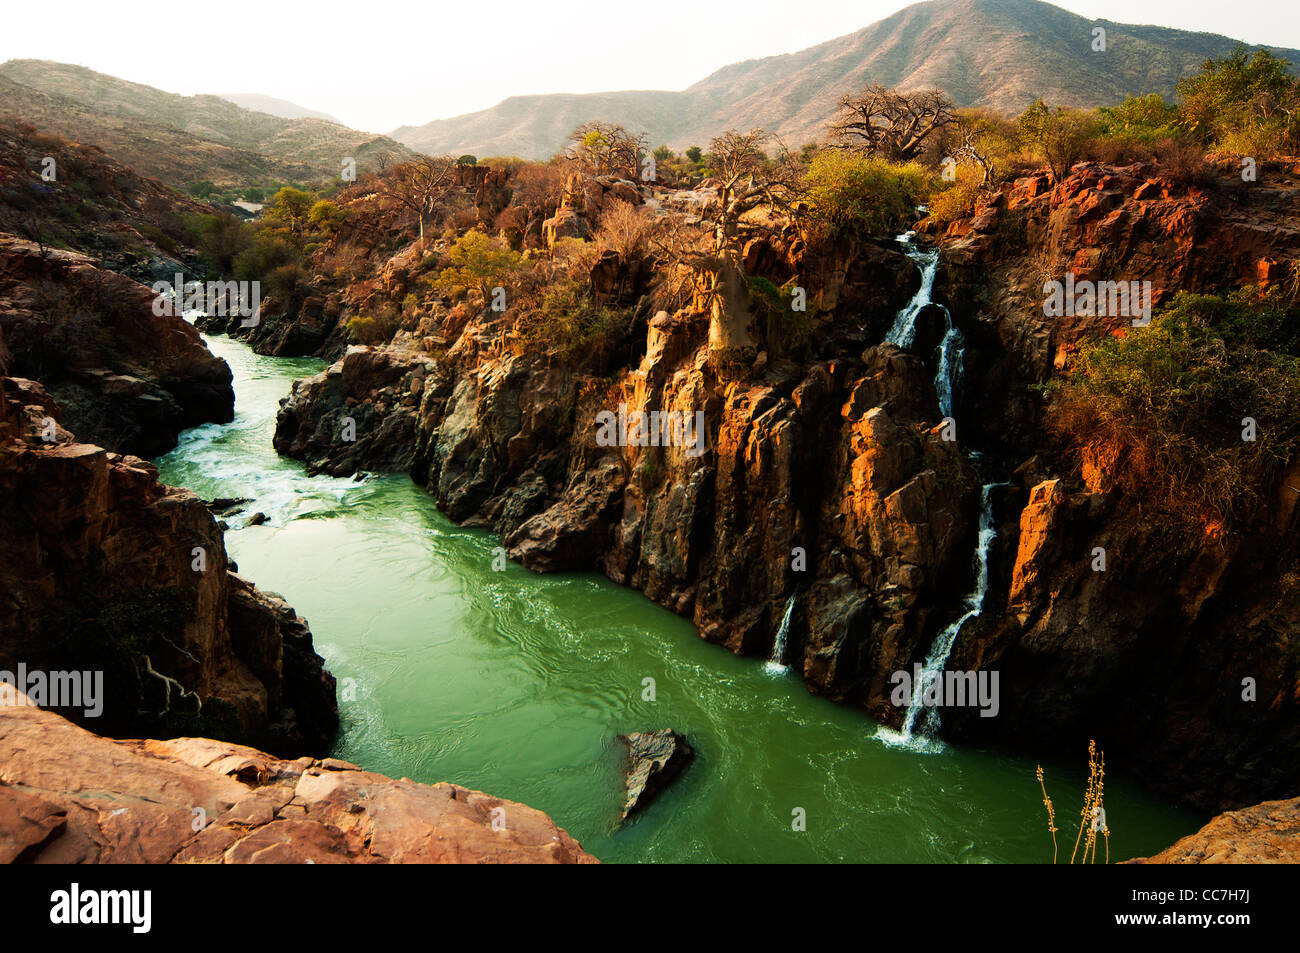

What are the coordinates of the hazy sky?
(3, 0, 1297, 132)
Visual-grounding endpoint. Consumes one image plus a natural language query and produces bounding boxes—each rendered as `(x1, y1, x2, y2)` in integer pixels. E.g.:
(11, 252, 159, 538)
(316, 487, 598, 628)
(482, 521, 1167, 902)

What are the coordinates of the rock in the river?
(619, 729, 694, 820)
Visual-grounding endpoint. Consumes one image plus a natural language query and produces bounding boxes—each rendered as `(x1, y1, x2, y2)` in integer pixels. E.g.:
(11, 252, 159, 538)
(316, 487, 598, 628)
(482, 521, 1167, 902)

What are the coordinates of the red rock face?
(0, 690, 596, 864)
(0, 375, 336, 754)
(930, 160, 1300, 810)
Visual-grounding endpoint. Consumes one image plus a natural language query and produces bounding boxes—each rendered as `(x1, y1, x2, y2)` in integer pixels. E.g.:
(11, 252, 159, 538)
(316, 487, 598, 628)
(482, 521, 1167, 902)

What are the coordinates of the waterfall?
(886, 232, 964, 418)
(877, 483, 1004, 750)
(934, 321, 965, 420)
(763, 594, 797, 675)
(884, 232, 937, 348)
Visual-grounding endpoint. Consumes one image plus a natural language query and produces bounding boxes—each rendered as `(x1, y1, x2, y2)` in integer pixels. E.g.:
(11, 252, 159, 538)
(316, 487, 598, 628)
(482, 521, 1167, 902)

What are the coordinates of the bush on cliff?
(926, 163, 987, 226)
(747, 275, 814, 355)
(512, 274, 631, 371)
(1052, 289, 1300, 526)
(347, 302, 401, 345)
(803, 151, 933, 237)
(1178, 46, 1300, 157)
(1018, 100, 1098, 183)
(434, 229, 525, 306)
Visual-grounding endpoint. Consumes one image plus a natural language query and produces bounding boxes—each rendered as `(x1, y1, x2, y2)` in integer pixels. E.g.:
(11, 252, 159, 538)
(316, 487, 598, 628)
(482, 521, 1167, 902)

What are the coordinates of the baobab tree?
(653, 128, 803, 359)
(830, 84, 954, 161)
(379, 155, 461, 244)
(565, 121, 646, 180)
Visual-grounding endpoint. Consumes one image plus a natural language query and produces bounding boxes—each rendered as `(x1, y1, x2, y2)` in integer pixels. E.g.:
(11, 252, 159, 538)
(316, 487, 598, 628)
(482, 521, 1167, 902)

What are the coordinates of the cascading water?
(934, 321, 965, 420)
(887, 231, 964, 419)
(875, 232, 993, 750)
(877, 483, 1005, 751)
(763, 594, 797, 675)
(146, 333, 1200, 862)
(884, 231, 937, 348)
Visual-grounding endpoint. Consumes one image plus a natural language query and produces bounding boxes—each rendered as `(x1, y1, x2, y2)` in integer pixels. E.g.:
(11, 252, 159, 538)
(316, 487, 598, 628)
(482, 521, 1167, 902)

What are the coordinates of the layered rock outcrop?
(273, 344, 436, 476)
(0, 234, 233, 456)
(0, 375, 336, 755)
(0, 690, 596, 864)
(275, 242, 979, 723)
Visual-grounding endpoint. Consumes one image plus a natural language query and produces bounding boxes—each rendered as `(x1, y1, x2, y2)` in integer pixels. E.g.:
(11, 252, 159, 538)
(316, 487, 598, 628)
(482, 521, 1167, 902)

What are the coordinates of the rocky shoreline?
(0, 688, 596, 864)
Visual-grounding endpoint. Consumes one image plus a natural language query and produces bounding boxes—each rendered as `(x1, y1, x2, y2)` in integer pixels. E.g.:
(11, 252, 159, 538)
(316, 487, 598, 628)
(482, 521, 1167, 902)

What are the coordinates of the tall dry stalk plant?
(1036, 739, 1109, 864)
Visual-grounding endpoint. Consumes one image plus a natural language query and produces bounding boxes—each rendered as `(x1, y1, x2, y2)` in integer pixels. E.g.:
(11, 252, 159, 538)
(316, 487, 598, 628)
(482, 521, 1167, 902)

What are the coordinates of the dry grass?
(1036, 739, 1108, 864)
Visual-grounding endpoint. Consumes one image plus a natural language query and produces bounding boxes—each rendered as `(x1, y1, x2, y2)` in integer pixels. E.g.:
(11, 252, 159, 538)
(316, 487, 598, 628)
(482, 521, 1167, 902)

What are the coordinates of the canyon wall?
(271, 160, 1300, 811)
(0, 235, 233, 457)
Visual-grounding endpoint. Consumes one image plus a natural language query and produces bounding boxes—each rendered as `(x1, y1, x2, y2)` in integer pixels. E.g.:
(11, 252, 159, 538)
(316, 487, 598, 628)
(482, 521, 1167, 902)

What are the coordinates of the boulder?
(542, 208, 590, 249)
(618, 729, 695, 820)
(1128, 796, 1300, 863)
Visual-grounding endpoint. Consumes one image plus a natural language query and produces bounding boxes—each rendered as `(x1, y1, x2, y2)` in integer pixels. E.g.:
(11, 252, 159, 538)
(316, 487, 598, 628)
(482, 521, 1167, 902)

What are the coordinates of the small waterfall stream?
(763, 594, 797, 675)
(887, 231, 964, 419)
(878, 483, 1004, 750)
(877, 232, 993, 750)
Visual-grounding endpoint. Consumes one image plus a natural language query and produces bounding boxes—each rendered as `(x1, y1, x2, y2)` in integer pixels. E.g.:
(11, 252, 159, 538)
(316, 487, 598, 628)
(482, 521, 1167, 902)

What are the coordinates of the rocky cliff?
(270, 158, 1300, 812)
(931, 158, 1300, 809)
(0, 689, 595, 863)
(0, 374, 336, 755)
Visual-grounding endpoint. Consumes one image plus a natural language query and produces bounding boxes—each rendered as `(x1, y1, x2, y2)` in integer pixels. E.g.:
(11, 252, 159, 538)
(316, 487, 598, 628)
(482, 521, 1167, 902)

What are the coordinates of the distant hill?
(0, 76, 318, 190)
(391, 0, 1300, 159)
(218, 93, 340, 123)
(0, 60, 418, 189)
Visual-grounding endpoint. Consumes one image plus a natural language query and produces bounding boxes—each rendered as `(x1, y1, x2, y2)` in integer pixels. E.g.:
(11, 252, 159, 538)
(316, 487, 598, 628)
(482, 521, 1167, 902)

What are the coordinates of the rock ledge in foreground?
(0, 691, 597, 864)
(1126, 796, 1300, 863)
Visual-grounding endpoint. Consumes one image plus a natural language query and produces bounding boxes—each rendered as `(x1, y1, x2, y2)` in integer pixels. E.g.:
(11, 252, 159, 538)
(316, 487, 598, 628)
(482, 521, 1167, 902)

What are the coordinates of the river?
(154, 332, 1204, 863)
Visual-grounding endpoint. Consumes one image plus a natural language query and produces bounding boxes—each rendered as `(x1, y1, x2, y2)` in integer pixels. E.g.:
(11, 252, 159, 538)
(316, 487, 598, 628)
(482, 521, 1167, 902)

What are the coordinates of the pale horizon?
(3, 0, 1298, 134)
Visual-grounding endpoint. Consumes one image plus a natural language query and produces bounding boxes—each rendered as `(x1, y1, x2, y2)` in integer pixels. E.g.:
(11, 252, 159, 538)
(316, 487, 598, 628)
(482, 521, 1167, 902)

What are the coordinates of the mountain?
(218, 93, 340, 123)
(0, 60, 417, 188)
(391, 0, 1300, 158)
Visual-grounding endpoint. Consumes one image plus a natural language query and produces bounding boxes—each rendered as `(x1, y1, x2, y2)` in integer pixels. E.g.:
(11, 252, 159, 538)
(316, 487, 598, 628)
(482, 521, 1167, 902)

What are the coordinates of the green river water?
(154, 333, 1205, 863)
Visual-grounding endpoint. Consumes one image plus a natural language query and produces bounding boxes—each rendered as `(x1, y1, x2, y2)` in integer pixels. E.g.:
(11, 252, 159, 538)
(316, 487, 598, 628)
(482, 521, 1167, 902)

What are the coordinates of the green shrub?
(804, 151, 934, 237)
(346, 303, 400, 344)
(434, 229, 525, 304)
(1053, 290, 1300, 526)
(927, 163, 986, 226)
(512, 275, 630, 369)
(1178, 46, 1300, 155)
(1017, 100, 1099, 182)
(747, 275, 813, 355)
